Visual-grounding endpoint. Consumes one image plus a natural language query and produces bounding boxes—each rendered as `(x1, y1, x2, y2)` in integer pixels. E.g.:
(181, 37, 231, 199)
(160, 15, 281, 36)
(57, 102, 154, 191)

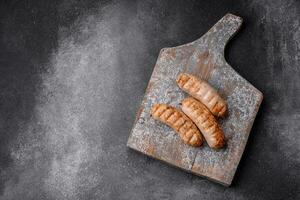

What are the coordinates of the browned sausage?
(180, 97, 226, 149)
(176, 73, 227, 118)
(151, 104, 204, 147)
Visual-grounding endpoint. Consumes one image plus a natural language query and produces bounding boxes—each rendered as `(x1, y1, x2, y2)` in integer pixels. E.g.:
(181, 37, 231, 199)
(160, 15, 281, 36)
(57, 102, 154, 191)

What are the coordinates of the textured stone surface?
(0, 0, 299, 199)
(127, 14, 263, 186)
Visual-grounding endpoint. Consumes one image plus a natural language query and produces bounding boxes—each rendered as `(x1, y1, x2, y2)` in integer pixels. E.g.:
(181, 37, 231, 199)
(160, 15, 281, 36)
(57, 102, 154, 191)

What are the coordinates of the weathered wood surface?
(127, 13, 263, 186)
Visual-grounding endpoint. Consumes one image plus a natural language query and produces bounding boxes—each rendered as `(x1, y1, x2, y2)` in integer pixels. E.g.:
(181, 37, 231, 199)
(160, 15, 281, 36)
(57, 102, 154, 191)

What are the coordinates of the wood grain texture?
(127, 13, 263, 186)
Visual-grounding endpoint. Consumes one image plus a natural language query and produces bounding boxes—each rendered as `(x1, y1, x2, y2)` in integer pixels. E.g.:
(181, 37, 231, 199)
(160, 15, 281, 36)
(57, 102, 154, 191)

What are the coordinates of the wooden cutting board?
(127, 13, 263, 186)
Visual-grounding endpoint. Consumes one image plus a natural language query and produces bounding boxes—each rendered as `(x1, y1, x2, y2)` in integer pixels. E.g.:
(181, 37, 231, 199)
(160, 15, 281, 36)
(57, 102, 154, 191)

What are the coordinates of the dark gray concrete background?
(0, 0, 299, 199)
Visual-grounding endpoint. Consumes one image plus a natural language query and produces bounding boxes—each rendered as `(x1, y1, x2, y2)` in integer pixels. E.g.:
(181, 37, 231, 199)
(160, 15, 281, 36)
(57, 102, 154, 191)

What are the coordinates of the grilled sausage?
(176, 73, 227, 118)
(180, 97, 226, 149)
(151, 104, 204, 147)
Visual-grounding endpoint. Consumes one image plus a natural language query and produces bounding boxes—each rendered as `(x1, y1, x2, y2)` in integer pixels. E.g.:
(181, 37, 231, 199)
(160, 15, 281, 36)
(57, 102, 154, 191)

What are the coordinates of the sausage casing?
(151, 104, 204, 147)
(176, 73, 227, 118)
(180, 97, 226, 149)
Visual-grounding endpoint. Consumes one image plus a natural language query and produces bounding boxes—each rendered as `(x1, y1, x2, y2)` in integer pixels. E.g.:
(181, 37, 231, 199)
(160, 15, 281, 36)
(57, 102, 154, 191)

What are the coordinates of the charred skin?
(151, 104, 204, 147)
(176, 73, 227, 118)
(181, 97, 226, 149)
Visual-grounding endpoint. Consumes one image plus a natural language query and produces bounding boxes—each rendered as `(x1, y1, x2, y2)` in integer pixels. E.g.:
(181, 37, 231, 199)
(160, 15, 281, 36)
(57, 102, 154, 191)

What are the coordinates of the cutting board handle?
(198, 13, 243, 53)
(186, 13, 243, 80)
